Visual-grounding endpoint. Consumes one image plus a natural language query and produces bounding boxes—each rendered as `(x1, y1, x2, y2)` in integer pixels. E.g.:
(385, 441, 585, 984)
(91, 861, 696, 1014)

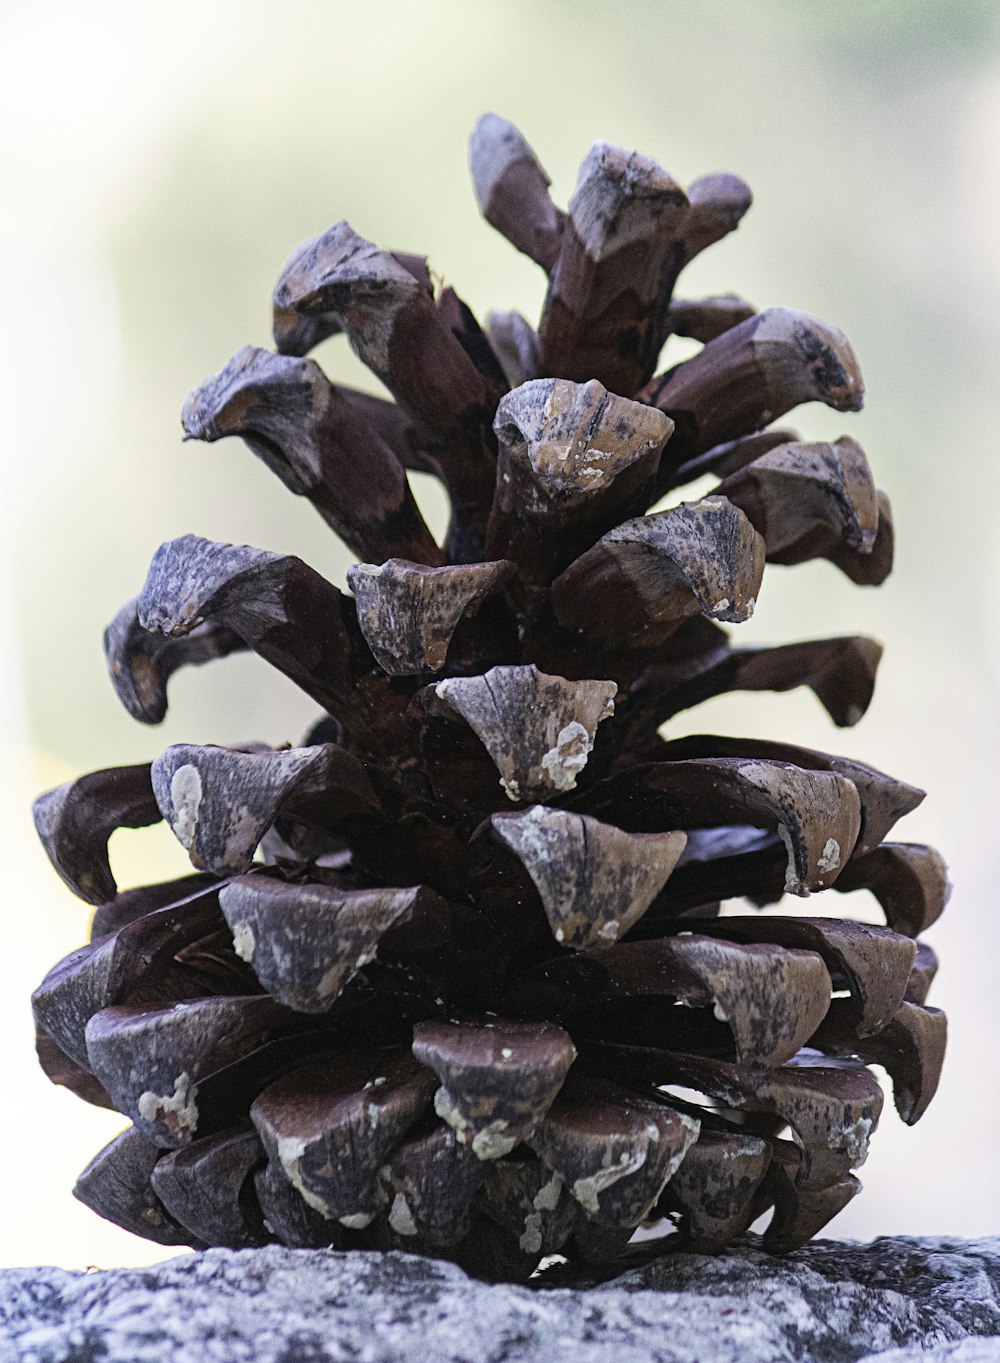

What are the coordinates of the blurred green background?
(2, 0, 998, 1266)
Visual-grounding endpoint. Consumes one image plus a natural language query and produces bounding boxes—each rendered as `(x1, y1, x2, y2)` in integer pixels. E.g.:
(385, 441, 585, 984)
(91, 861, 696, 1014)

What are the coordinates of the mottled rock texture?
(2, 1237, 999, 1362)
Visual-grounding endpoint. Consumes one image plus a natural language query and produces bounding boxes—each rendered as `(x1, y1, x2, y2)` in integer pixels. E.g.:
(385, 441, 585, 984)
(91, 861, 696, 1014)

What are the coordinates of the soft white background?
(1, 0, 998, 1267)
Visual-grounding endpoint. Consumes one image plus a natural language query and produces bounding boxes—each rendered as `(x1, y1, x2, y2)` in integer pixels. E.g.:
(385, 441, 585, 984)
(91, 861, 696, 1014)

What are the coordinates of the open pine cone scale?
(32, 114, 949, 1281)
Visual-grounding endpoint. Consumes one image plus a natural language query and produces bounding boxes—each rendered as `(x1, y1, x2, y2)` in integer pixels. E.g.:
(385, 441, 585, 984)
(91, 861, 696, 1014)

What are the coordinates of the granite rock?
(2, 1237, 1000, 1363)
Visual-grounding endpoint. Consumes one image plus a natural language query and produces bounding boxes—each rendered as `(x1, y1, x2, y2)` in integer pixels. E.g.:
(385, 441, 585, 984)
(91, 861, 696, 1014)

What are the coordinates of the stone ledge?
(2, 1236, 999, 1363)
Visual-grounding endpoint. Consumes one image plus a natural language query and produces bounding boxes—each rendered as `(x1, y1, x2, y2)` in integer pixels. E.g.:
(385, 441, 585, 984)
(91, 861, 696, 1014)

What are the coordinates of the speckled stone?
(2, 1237, 999, 1363)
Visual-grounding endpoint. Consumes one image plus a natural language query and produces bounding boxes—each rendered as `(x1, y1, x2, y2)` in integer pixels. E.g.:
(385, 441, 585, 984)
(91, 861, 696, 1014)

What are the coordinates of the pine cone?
(32, 115, 949, 1281)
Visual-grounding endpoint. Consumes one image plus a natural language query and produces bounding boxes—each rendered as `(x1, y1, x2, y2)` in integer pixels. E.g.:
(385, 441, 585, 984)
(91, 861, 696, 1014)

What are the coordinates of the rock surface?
(2, 1237, 1000, 1363)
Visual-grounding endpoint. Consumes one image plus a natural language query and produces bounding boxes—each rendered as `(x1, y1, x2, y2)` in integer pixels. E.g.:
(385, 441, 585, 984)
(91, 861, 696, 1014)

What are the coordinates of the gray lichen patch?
(168, 765, 203, 850)
(136, 1071, 199, 1143)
